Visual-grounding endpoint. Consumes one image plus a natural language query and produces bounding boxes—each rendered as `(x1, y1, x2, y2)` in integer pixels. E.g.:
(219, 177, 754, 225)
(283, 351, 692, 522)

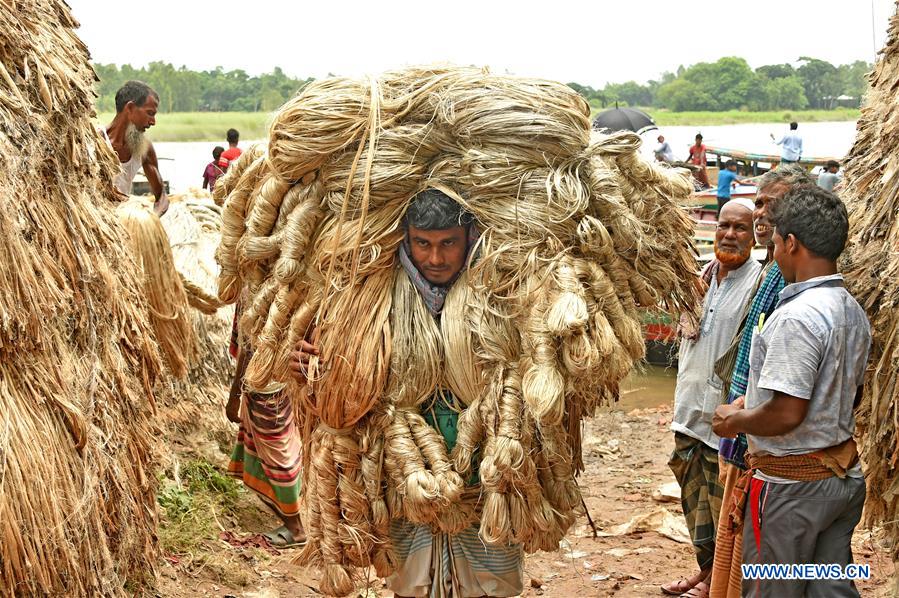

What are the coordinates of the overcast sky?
(69, 0, 895, 88)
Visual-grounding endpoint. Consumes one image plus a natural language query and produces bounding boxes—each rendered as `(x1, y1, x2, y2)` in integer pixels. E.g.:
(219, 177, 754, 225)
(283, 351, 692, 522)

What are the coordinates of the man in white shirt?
(663, 198, 762, 597)
(770, 122, 803, 164)
(655, 134, 675, 163)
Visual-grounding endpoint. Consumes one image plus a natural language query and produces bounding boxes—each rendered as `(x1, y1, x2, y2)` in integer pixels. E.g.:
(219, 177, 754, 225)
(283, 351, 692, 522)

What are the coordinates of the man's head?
(826, 160, 840, 174)
(657, 135, 665, 143)
(771, 185, 848, 283)
(404, 188, 473, 286)
(714, 199, 755, 268)
(789, 121, 798, 131)
(725, 159, 737, 172)
(695, 133, 703, 144)
(227, 128, 239, 146)
(114, 80, 158, 132)
(752, 164, 815, 246)
(213, 146, 224, 161)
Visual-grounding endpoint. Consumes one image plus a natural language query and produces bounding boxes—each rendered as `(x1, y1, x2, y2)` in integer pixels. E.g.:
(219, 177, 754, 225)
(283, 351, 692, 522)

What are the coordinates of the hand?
(153, 195, 170, 216)
(289, 339, 321, 383)
(713, 403, 743, 438)
(225, 391, 241, 424)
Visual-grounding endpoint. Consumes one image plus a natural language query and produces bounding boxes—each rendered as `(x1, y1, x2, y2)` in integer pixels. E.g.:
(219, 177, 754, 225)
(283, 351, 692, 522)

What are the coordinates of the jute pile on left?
(0, 1, 162, 595)
(217, 66, 700, 596)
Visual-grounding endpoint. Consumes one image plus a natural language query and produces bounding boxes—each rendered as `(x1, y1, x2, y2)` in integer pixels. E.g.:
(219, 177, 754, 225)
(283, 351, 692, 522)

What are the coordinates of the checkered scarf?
(718, 261, 786, 468)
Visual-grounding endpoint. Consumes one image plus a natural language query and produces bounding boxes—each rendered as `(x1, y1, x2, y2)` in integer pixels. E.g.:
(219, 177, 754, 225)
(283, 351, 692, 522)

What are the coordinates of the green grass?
(96, 111, 272, 142)
(97, 107, 859, 142)
(593, 107, 859, 126)
(157, 459, 242, 554)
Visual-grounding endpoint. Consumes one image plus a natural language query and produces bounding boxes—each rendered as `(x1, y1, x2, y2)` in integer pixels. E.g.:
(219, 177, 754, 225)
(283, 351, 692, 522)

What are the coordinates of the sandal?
(661, 570, 706, 595)
(262, 525, 304, 548)
(680, 581, 710, 598)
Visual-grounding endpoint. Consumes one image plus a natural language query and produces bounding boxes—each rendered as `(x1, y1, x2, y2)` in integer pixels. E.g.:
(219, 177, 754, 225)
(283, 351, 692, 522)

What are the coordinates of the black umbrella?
(592, 106, 657, 134)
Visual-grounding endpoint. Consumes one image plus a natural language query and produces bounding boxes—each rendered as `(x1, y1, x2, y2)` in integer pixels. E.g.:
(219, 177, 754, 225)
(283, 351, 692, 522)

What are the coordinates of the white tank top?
(100, 127, 142, 195)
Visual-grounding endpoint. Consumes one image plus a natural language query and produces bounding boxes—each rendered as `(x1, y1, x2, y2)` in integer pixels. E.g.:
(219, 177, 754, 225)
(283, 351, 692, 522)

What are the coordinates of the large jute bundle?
(118, 198, 197, 378)
(841, 1, 899, 562)
(158, 190, 234, 432)
(216, 66, 699, 596)
(0, 1, 162, 595)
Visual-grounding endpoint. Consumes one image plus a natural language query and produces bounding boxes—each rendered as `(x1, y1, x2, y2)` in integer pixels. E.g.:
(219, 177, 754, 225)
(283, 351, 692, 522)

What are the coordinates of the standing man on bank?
(664, 198, 761, 598)
(103, 80, 168, 214)
(770, 122, 803, 165)
(713, 185, 870, 598)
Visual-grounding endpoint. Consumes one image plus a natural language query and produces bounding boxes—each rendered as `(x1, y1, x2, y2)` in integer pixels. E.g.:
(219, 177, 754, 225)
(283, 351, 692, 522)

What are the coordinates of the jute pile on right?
(216, 66, 700, 596)
(841, 0, 899, 566)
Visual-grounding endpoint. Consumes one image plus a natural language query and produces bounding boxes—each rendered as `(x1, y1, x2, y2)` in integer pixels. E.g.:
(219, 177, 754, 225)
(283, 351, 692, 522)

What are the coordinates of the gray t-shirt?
(672, 258, 762, 448)
(746, 274, 870, 460)
(817, 171, 840, 192)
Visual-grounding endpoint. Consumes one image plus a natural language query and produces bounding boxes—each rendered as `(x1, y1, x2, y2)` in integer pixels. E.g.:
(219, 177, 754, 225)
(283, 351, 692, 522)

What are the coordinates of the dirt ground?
(156, 403, 896, 598)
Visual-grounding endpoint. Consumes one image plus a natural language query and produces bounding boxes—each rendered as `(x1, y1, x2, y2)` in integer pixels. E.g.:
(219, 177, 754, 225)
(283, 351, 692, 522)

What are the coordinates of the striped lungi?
(227, 387, 302, 517)
(387, 519, 523, 598)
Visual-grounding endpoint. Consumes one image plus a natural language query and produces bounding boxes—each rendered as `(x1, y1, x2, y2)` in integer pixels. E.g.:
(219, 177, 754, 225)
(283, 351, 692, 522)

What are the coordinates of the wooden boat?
(704, 145, 839, 175)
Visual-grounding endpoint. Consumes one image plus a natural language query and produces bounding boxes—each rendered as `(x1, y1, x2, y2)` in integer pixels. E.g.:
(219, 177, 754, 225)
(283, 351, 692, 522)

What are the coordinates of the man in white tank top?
(104, 80, 168, 215)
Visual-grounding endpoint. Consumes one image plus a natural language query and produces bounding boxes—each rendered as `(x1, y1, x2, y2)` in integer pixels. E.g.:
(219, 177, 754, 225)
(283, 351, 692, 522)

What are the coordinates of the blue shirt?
(717, 169, 738, 198)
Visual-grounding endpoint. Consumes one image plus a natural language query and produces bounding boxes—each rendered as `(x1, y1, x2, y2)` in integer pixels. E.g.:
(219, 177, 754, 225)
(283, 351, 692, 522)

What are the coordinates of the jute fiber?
(0, 1, 162, 594)
(216, 65, 699, 596)
(841, 0, 899, 562)
(159, 190, 235, 433)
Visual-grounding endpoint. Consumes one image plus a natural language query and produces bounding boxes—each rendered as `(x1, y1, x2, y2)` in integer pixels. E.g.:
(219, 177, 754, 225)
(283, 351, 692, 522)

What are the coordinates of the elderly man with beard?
(706, 165, 816, 598)
(103, 80, 168, 214)
(663, 197, 760, 598)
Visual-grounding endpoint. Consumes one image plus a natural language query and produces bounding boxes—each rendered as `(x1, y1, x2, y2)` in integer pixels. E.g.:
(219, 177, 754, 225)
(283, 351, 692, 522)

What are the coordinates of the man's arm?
(142, 142, 169, 214)
(713, 391, 809, 438)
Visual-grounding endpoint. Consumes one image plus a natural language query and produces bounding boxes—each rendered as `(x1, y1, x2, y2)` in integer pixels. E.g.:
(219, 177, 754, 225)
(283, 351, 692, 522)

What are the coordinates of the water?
(618, 364, 678, 411)
(150, 121, 858, 194)
(640, 121, 857, 164)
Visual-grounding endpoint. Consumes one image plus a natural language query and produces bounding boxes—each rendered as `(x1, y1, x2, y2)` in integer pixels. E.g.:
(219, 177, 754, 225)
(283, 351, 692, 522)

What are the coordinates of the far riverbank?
(97, 108, 859, 143)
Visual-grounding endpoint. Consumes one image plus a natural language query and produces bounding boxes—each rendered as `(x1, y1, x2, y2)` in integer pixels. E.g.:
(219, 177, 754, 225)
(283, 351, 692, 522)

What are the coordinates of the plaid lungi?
(669, 432, 725, 570)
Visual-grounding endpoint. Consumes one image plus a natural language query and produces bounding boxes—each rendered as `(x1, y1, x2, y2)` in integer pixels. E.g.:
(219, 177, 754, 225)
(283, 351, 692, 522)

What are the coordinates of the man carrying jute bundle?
(713, 184, 870, 598)
(706, 165, 814, 598)
(664, 198, 760, 598)
(292, 188, 523, 598)
(102, 80, 168, 214)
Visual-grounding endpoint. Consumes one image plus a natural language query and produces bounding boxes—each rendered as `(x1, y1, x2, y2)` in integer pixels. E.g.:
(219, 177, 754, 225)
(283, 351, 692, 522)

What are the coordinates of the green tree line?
(569, 56, 870, 112)
(93, 56, 869, 114)
(93, 62, 313, 112)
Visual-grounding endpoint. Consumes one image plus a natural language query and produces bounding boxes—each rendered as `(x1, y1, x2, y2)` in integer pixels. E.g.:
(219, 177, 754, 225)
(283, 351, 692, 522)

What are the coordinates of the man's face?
(753, 181, 789, 247)
(407, 225, 468, 286)
(772, 229, 796, 283)
(714, 204, 754, 267)
(127, 95, 158, 132)
(658, 136, 664, 143)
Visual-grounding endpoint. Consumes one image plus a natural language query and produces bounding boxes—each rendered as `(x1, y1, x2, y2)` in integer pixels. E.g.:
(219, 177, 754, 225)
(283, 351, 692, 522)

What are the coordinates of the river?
(152, 120, 858, 195)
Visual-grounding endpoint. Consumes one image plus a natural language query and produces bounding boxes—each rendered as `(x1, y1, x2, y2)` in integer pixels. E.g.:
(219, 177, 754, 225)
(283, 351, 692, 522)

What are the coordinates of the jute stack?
(216, 66, 699, 596)
(840, 2, 899, 562)
(0, 1, 162, 595)
(119, 190, 234, 432)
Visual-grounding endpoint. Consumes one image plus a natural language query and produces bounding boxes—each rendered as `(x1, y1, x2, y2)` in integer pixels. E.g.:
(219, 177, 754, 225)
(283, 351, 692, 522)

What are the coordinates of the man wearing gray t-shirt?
(713, 185, 871, 598)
